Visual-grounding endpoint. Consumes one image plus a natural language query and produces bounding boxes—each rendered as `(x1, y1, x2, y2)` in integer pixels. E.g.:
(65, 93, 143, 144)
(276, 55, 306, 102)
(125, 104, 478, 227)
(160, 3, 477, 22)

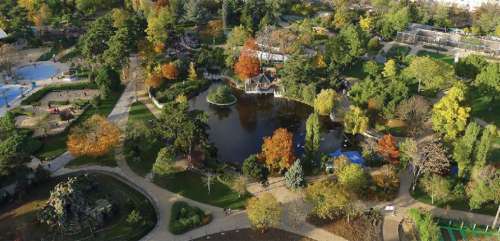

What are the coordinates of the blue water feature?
(0, 85, 26, 107)
(15, 62, 58, 81)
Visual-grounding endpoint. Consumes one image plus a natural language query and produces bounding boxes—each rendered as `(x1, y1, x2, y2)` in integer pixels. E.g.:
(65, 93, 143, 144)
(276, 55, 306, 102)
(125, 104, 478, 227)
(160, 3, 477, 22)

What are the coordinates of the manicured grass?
(467, 89, 500, 126)
(126, 102, 161, 176)
(35, 90, 123, 161)
(417, 50, 454, 65)
(0, 173, 156, 241)
(410, 185, 497, 216)
(67, 153, 117, 167)
(154, 171, 249, 209)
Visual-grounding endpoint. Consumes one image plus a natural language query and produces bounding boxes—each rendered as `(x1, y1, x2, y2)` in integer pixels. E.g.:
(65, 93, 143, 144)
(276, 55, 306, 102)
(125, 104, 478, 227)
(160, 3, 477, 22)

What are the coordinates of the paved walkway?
(43, 57, 352, 241)
(381, 169, 495, 241)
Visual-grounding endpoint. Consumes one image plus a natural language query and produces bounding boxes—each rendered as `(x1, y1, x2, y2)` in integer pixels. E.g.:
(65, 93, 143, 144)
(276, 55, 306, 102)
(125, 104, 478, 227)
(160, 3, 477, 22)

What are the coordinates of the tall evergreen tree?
(474, 124, 497, 168)
(453, 121, 480, 178)
(183, 0, 204, 24)
(284, 160, 305, 190)
(305, 113, 321, 168)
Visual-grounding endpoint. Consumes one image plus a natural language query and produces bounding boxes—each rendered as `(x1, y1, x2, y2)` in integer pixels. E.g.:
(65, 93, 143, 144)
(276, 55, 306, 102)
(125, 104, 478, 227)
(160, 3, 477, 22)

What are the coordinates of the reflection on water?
(189, 82, 344, 165)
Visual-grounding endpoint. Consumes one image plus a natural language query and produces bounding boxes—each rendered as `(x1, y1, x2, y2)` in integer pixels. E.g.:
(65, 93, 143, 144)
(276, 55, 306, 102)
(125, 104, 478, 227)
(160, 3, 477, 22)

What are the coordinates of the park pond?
(189, 83, 344, 165)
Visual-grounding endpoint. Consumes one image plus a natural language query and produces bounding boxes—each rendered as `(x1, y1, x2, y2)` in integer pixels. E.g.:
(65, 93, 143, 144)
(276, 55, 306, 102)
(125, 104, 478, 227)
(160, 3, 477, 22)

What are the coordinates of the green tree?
(467, 165, 499, 210)
(474, 125, 497, 168)
(224, 26, 251, 67)
(146, 7, 172, 45)
(382, 59, 397, 79)
(378, 6, 410, 39)
(420, 175, 452, 205)
(155, 102, 208, 157)
(455, 55, 488, 80)
(152, 147, 176, 177)
(80, 14, 115, 64)
(408, 208, 441, 241)
(305, 113, 321, 165)
(284, 160, 305, 190)
(431, 82, 470, 140)
(126, 210, 143, 224)
(314, 89, 336, 116)
(399, 138, 418, 169)
(0, 113, 27, 178)
(95, 66, 121, 98)
(474, 63, 500, 105)
(247, 193, 282, 231)
(363, 60, 381, 78)
(344, 106, 369, 135)
(183, 0, 204, 24)
(103, 27, 131, 70)
(242, 154, 269, 183)
(404, 56, 455, 92)
(336, 163, 367, 193)
(453, 121, 480, 177)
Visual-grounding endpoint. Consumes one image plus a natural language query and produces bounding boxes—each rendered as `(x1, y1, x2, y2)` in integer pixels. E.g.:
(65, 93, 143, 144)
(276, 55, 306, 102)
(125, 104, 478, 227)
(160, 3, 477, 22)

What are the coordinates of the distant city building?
(415, 0, 498, 11)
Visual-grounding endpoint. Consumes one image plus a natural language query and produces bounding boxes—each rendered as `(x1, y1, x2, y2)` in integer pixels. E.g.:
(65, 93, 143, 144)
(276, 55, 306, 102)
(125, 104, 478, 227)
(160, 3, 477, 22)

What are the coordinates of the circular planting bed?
(0, 172, 157, 241)
(193, 228, 316, 241)
(206, 85, 237, 106)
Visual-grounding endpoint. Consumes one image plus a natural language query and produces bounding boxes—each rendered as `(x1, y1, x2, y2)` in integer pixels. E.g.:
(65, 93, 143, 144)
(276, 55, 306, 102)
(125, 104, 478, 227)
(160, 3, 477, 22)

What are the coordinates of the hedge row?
(154, 78, 210, 103)
(21, 82, 97, 105)
(168, 201, 212, 235)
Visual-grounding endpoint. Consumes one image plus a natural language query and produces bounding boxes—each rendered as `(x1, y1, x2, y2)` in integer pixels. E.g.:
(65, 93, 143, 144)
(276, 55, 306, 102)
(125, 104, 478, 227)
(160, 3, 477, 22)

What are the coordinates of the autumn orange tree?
(260, 128, 296, 172)
(234, 38, 260, 80)
(161, 62, 178, 80)
(377, 134, 400, 165)
(67, 115, 121, 157)
(146, 71, 163, 88)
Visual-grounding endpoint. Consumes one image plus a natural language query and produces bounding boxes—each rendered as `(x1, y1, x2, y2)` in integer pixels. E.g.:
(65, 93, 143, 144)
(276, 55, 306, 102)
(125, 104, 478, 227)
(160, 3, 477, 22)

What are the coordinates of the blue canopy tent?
(328, 149, 366, 166)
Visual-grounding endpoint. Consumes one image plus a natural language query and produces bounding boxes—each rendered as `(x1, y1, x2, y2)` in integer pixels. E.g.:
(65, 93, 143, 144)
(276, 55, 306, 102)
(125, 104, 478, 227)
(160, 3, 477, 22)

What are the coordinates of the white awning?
(0, 28, 7, 39)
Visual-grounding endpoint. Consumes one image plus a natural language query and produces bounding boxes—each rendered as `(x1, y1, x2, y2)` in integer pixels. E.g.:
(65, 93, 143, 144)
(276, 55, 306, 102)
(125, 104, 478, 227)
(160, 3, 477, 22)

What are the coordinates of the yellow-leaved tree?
(431, 82, 470, 140)
(246, 193, 282, 232)
(67, 115, 121, 157)
(314, 89, 336, 116)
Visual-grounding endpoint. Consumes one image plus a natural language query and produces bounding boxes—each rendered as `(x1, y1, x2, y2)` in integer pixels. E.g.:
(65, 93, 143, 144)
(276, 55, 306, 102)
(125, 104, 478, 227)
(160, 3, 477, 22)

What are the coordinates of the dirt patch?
(193, 228, 316, 241)
(399, 218, 418, 241)
(308, 213, 383, 241)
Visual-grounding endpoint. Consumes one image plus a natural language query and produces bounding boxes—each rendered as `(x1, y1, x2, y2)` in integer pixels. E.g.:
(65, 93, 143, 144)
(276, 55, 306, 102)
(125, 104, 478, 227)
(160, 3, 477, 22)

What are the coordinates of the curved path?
(44, 57, 349, 241)
(381, 169, 495, 241)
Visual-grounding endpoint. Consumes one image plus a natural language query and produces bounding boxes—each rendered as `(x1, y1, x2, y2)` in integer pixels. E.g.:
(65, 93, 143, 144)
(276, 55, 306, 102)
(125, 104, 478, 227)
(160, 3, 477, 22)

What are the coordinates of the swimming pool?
(0, 85, 28, 107)
(15, 62, 58, 81)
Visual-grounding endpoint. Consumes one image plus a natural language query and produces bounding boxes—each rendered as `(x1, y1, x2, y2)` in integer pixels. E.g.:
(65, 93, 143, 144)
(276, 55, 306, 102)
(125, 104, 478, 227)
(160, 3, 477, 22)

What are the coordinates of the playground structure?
(436, 217, 500, 241)
(397, 23, 500, 56)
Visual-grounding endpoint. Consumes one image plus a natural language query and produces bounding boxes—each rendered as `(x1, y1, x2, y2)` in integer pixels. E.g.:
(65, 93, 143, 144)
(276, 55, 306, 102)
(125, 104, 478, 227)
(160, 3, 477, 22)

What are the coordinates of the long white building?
(420, 0, 498, 11)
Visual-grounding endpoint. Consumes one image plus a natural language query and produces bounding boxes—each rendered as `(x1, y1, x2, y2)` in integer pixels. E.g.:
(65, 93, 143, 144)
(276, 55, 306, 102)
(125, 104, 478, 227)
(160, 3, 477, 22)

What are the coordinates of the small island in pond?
(206, 85, 237, 106)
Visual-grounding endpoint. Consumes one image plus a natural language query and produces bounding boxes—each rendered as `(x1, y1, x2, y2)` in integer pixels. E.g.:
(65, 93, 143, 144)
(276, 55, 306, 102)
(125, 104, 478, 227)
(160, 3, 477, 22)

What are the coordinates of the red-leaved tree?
(234, 38, 260, 80)
(378, 134, 400, 165)
(260, 128, 295, 172)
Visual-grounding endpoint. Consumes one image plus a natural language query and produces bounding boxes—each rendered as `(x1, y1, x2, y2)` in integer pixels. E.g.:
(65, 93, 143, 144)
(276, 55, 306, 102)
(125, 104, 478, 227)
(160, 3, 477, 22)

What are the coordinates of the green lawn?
(467, 89, 500, 126)
(416, 50, 455, 65)
(0, 173, 156, 241)
(35, 90, 123, 161)
(67, 153, 117, 167)
(154, 171, 249, 209)
(411, 185, 497, 216)
(125, 102, 161, 177)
